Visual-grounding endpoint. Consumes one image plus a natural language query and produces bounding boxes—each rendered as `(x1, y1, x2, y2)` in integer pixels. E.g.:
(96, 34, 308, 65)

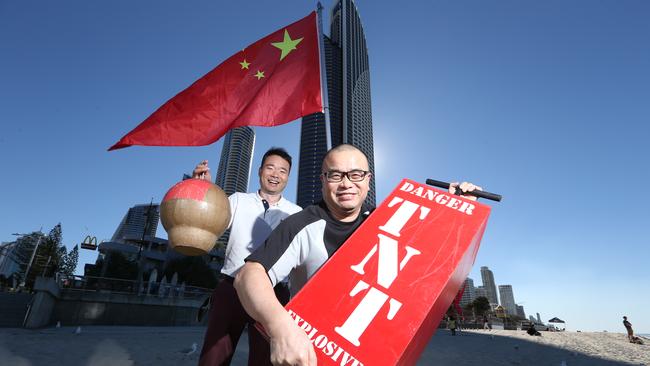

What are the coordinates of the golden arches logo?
(80, 235, 98, 250)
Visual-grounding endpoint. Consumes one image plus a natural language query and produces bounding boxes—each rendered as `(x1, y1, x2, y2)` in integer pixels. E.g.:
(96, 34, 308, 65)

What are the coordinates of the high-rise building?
(215, 126, 255, 196)
(536, 312, 542, 324)
(475, 286, 488, 300)
(214, 126, 255, 247)
(459, 278, 476, 306)
(516, 304, 526, 319)
(498, 285, 517, 315)
(0, 241, 21, 279)
(88, 203, 168, 278)
(111, 203, 160, 243)
(480, 266, 499, 305)
(297, 0, 376, 208)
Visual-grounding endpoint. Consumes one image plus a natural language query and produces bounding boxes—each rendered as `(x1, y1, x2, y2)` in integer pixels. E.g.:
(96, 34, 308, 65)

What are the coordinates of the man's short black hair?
(261, 147, 292, 169)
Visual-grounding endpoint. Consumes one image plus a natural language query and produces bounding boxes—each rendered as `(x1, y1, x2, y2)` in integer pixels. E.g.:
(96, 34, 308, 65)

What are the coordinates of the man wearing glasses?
(234, 143, 480, 366)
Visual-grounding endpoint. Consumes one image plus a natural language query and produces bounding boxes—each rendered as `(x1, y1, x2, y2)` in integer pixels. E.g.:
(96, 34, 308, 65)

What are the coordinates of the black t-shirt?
(246, 200, 372, 294)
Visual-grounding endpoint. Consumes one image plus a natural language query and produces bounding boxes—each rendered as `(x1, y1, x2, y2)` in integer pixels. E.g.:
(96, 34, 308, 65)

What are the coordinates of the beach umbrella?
(548, 317, 566, 330)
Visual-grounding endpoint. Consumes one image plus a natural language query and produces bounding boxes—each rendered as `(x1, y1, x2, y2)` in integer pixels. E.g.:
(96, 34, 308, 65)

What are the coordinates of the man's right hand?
(267, 316, 317, 366)
(235, 262, 317, 366)
(192, 160, 212, 181)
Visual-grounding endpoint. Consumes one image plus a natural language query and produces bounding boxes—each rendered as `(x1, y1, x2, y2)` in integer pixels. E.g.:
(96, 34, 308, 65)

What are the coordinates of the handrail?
(55, 273, 212, 299)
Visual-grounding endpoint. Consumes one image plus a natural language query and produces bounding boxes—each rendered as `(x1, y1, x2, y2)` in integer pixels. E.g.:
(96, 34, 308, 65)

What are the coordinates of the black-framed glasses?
(322, 170, 370, 183)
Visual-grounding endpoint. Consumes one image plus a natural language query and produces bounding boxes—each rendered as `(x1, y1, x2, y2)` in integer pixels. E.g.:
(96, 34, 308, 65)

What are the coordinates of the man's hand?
(235, 262, 317, 366)
(449, 181, 482, 201)
(267, 315, 318, 366)
(192, 160, 212, 181)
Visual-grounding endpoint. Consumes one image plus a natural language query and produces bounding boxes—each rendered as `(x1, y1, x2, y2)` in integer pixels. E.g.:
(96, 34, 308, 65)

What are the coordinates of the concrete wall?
(25, 277, 209, 328)
(0, 292, 33, 327)
(52, 291, 206, 327)
(24, 277, 60, 328)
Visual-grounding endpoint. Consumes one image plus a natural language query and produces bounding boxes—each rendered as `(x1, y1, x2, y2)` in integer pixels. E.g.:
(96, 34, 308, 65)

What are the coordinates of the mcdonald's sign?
(80, 235, 98, 250)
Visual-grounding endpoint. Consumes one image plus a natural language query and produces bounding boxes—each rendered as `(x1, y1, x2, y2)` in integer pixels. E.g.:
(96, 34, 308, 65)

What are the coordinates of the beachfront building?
(297, 0, 376, 208)
(498, 285, 517, 315)
(481, 266, 499, 305)
(91, 203, 167, 277)
(214, 126, 255, 196)
(516, 304, 526, 319)
(0, 241, 21, 280)
(214, 126, 255, 247)
(86, 201, 226, 278)
(475, 286, 488, 300)
(111, 203, 160, 243)
(460, 278, 476, 306)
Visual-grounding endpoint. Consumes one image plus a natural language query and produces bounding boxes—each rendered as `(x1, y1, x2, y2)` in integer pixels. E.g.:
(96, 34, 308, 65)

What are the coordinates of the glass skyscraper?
(459, 277, 476, 306)
(214, 126, 255, 246)
(111, 203, 160, 243)
(215, 126, 256, 196)
(498, 284, 517, 315)
(480, 266, 500, 305)
(297, 0, 376, 208)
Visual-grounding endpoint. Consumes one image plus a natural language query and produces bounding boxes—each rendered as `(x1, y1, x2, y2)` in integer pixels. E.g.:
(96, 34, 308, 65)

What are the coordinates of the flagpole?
(316, 2, 332, 151)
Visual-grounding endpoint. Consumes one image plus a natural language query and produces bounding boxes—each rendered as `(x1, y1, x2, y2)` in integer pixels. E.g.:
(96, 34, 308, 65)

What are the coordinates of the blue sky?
(1, 1, 648, 334)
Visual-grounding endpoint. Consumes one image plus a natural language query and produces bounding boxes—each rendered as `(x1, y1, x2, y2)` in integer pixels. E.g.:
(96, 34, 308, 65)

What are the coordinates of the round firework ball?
(160, 179, 230, 256)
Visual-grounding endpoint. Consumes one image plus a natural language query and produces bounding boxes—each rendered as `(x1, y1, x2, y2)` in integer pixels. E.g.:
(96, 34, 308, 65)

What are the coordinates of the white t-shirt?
(220, 191, 302, 277)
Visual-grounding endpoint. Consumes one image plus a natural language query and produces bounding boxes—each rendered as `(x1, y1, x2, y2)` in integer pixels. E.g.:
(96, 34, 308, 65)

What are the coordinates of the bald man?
(235, 144, 480, 365)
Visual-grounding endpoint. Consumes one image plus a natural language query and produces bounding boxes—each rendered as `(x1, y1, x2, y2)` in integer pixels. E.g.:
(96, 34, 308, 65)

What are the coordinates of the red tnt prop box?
(285, 179, 491, 366)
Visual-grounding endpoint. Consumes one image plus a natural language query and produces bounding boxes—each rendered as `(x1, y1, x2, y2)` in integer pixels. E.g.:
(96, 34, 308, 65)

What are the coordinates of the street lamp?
(12, 229, 43, 288)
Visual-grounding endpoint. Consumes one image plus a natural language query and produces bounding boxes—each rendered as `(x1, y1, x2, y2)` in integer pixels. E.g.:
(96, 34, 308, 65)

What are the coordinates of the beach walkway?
(1, 327, 647, 365)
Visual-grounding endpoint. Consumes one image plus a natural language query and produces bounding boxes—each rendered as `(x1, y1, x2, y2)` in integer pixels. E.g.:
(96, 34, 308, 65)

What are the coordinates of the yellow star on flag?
(272, 30, 303, 61)
(239, 59, 250, 69)
(254, 70, 265, 80)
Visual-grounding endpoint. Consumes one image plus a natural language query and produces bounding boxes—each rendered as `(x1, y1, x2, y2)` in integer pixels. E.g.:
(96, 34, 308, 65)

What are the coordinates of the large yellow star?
(239, 59, 250, 69)
(254, 70, 265, 80)
(271, 30, 303, 61)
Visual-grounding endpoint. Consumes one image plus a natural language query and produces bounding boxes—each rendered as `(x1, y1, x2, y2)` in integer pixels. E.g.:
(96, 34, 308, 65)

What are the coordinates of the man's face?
(258, 154, 290, 195)
(321, 149, 371, 220)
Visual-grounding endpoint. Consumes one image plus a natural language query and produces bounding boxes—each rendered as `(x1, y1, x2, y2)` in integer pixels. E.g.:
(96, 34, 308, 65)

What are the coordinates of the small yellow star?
(254, 70, 265, 80)
(239, 59, 250, 69)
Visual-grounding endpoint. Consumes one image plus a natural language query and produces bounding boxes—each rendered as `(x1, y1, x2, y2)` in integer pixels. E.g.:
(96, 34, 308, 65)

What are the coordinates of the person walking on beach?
(449, 317, 457, 336)
(623, 316, 634, 341)
(483, 315, 491, 330)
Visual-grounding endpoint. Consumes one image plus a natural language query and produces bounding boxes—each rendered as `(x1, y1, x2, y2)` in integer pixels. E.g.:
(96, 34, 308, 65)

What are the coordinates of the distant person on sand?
(623, 316, 634, 341)
(527, 322, 541, 336)
(483, 315, 491, 330)
(449, 317, 457, 336)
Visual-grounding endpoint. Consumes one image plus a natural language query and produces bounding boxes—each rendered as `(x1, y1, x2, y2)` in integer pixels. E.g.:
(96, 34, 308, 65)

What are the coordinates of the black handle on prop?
(425, 179, 502, 202)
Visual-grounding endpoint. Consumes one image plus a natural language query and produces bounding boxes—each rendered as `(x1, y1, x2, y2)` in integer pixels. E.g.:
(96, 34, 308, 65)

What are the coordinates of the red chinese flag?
(109, 12, 322, 151)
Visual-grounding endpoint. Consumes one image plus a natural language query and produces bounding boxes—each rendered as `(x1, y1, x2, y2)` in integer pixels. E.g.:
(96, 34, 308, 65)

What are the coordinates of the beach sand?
(0, 326, 648, 365)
